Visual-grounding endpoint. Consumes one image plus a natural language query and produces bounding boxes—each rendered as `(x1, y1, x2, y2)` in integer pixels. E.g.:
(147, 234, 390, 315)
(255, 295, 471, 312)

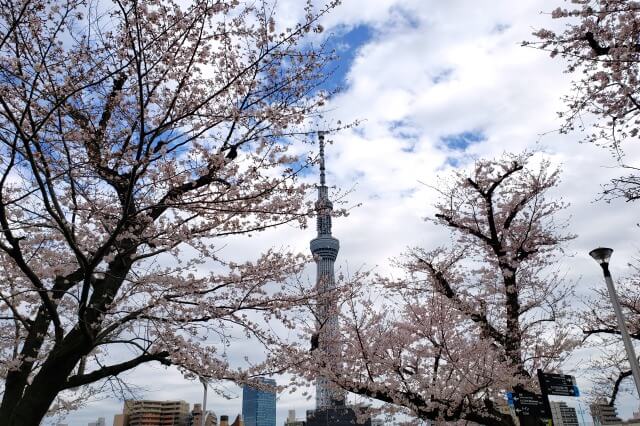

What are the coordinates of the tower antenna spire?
(318, 131, 326, 186)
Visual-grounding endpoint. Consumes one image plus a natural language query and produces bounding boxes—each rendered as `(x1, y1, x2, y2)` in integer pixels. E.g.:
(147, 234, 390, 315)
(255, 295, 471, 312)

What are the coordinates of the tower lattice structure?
(310, 132, 345, 410)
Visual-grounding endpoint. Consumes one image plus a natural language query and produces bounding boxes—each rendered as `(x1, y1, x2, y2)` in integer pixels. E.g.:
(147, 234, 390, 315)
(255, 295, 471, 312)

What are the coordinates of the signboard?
(506, 392, 515, 407)
(537, 371, 580, 397)
(512, 393, 549, 418)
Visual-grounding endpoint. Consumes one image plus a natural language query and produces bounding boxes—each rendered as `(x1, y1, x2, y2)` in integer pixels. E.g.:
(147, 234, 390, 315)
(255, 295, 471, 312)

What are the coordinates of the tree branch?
(61, 351, 171, 390)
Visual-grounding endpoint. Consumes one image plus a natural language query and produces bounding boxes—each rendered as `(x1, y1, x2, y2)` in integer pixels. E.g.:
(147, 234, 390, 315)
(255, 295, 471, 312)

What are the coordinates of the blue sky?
(324, 24, 373, 90)
(58, 1, 640, 425)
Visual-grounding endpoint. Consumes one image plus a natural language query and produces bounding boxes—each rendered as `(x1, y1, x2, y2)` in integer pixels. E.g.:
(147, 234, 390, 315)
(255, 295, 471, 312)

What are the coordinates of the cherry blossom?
(0, 0, 342, 424)
(530, 0, 640, 201)
(581, 264, 640, 404)
(287, 152, 578, 425)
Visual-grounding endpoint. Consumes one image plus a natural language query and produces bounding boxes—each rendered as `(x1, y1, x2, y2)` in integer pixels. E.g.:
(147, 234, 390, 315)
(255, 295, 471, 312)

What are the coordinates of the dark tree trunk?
(2, 253, 133, 425)
(6, 329, 88, 426)
(0, 305, 53, 422)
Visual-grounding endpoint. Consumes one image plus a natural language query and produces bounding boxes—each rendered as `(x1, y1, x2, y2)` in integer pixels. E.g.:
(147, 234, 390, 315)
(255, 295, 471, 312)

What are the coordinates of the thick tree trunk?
(4, 253, 133, 425)
(6, 329, 88, 426)
(502, 268, 528, 379)
(0, 305, 53, 421)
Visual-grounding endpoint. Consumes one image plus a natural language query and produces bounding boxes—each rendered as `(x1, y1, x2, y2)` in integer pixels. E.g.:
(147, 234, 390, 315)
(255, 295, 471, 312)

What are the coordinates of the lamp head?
(589, 247, 613, 265)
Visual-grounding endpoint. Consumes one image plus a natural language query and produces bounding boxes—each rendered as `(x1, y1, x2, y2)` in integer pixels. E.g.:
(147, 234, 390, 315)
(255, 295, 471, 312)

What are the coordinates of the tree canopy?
(290, 152, 577, 425)
(531, 0, 640, 201)
(0, 0, 339, 424)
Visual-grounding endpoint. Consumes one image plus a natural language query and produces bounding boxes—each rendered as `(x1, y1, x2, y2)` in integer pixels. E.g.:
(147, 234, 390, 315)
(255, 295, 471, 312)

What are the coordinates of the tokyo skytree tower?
(309, 132, 345, 409)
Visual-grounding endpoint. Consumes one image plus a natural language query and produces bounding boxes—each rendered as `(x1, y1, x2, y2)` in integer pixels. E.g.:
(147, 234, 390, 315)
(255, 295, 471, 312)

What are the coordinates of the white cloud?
(63, 0, 640, 424)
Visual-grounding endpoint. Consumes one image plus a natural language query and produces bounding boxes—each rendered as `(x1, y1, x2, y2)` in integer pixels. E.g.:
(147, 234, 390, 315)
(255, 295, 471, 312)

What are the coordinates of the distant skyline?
(57, 0, 640, 425)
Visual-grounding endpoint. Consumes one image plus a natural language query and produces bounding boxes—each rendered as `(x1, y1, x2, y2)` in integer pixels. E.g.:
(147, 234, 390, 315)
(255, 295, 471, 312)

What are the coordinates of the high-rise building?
(117, 399, 191, 426)
(88, 418, 106, 426)
(591, 403, 622, 426)
(310, 131, 344, 409)
(285, 409, 306, 426)
(113, 414, 125, 426)
(305, 133, 370, 426)
(242, 378, 276, 426)
(550, 402, 579, 426)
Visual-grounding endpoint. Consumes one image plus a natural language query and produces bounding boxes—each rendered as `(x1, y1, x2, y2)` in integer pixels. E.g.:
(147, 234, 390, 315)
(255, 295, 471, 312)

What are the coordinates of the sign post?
(536, 370, 554, 426)
(537, 370, 581, 426)
(537, 370, 580, 397)
(510, 391, 549, 426)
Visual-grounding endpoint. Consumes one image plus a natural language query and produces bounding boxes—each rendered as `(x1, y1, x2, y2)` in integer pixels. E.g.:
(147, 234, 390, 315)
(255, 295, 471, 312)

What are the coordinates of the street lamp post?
(589, 247, 640, 397)
(200, 376, 208, 426)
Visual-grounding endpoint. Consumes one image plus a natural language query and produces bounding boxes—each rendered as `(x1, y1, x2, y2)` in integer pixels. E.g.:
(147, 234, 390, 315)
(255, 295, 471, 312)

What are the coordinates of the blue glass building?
(242, 377, 276, 426)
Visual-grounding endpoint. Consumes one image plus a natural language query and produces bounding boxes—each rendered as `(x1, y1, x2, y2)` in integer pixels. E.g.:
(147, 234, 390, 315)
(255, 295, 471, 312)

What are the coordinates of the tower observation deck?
(310, 132, 344, 410)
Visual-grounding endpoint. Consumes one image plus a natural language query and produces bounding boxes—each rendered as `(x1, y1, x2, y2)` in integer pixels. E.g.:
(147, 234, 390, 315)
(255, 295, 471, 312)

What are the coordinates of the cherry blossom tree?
(529, 0, 640, 201)
(581, 265, 640, 405)
(0, 0, 341, 424)
(531, 0, 640, 404)
(292, 152, 578, 425)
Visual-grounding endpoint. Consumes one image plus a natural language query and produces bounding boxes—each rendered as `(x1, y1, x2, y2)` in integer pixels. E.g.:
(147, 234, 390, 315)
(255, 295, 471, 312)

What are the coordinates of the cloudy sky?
(59, 0, 640, 424)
